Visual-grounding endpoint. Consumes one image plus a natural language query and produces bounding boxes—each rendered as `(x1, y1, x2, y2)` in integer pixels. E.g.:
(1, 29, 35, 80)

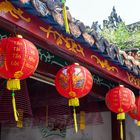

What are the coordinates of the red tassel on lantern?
(55, 63, 93, 132)
(105, 85, 135, 140)
(0, 35, 39, 122)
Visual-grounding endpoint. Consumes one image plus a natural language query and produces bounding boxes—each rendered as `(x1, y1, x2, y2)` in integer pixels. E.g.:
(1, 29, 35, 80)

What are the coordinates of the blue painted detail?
(40, 16, 56, 25)
(74, 36, 91, 46)
(90, 44, 107, 55)
(111, 59, 121, 64)
(11, 0, 32, 8)
(100, 53, 111, 59)
(90, 45, 102, 53)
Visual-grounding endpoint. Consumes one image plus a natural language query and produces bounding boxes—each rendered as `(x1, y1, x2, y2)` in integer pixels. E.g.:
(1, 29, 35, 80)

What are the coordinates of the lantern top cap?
(16, 35, 23, 38)
(74, 63, 79, 65)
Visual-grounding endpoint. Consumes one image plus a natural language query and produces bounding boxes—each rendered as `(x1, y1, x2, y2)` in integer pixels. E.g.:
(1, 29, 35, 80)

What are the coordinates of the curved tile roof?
(11, 0, 140, 77)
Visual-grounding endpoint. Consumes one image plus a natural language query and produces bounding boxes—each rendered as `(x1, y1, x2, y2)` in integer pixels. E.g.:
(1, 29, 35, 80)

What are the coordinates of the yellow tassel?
(69, 98, 79, 132)
(117, 113, 125, 120)
(80, 111, 86, 130)
(7, 79, 20, 91)
(17, 109, 23, 128)
(137, 120, 140, 126)
(120, 121, 123, 140)
(62, 4, 70, 34)
(68, 98, 79, 107)
(73, 107, 78, 133)
(12, 92, 18, 121)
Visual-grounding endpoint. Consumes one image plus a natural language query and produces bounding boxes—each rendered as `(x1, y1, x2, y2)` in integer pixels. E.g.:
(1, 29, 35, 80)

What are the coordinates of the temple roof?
(10, 0, 140, 77)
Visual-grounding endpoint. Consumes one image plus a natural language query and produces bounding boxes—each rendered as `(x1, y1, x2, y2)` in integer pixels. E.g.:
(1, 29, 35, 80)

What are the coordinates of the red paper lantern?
(55, 63, 93, 100)
(0, 36, 39, 80)
(0, 36, 39, 122)
(105, 85, 135, 116)
(129, 96, 140, 126)
(105, 85, 135, 140)
(55, 63, 93, 132)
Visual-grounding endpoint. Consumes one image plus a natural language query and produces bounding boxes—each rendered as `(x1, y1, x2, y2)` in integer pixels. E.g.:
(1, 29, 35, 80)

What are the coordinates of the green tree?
(100, 22, 140, 49)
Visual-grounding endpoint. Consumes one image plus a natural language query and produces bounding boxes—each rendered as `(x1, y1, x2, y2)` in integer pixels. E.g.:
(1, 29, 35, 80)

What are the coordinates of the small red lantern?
(129, 96, 140, 126)
(0, 36, 39, 121)
(105, 85, 135, 117)
(105, 85, 135, 140)
(55, 63, 93, 132)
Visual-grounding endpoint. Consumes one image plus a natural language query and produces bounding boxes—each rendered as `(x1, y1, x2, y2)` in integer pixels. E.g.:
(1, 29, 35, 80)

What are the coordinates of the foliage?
(100, 22, 140, 49)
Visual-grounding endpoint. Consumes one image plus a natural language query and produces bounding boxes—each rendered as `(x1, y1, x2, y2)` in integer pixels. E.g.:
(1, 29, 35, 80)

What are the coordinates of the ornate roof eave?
(0, 0, 140, 90)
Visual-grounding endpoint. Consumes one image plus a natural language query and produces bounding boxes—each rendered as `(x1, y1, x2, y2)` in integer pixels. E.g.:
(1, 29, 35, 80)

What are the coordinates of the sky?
(66, 0, 140, 27)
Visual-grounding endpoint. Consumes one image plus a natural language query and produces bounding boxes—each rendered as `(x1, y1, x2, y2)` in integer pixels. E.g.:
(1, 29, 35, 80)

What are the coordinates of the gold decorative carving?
(91, 55, 118, 72)
(39, 26, 85, 57)
(127, 72, 140, 87)
(0, 0, 30, 22)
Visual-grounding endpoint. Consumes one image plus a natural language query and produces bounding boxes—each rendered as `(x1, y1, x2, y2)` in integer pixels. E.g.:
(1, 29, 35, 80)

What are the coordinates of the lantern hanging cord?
(61, 0, 70, 34)
(120, 120, 123, 140)
(11, 91, 19, 121)
(73, 106, 78, 133)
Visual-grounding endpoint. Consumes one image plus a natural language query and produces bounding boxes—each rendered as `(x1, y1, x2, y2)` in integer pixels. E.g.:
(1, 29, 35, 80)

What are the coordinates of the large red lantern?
(55, 63, 93, 132)
(129, 96, 140, 126)
(0, 35, 39, 121)
(105, 85, 135, 140)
